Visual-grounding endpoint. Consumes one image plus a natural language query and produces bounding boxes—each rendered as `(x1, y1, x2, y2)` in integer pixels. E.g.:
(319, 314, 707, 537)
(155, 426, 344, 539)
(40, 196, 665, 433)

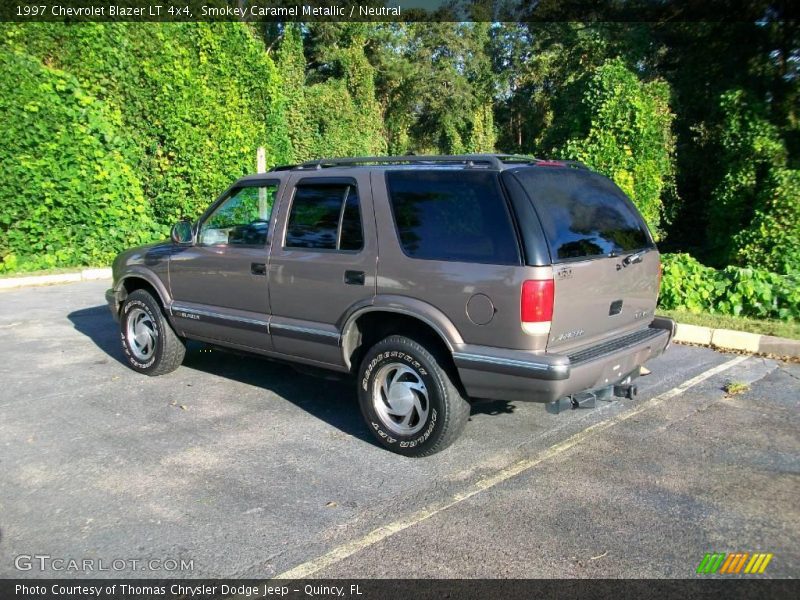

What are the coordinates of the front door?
(267, 173, 376, 367)
(168, 180, 281, 351)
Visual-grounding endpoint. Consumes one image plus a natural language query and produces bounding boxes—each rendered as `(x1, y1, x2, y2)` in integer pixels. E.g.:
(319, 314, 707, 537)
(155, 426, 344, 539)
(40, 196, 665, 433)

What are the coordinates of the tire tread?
(360, 334, 469, 457)
(123, 290, 185, 376)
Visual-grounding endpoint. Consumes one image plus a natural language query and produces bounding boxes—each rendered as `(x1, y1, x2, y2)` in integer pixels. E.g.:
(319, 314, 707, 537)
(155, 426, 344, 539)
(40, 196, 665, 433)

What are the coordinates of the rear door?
(506, 167, 660, 353)
(267, 173, 376, 367)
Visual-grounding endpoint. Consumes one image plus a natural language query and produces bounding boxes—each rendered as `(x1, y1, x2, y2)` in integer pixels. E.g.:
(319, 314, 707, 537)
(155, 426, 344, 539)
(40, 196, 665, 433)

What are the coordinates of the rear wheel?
(120, 289, 185, 376)
(357, 335, 470, 457)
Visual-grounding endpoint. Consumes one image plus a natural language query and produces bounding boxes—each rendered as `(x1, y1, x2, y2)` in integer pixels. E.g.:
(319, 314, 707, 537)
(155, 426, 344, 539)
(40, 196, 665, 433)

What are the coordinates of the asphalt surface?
(0, 280, 797, 579)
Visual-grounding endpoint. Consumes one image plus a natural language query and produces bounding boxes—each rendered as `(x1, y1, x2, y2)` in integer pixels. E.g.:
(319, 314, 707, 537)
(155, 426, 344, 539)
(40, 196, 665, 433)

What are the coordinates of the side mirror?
(171, 220, 194, 245)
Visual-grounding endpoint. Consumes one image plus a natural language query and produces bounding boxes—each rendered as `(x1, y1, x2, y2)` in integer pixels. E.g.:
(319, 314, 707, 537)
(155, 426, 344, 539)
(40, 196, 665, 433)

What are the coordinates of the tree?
(549, 59, 677, 237)
(276, 22, 386, 161)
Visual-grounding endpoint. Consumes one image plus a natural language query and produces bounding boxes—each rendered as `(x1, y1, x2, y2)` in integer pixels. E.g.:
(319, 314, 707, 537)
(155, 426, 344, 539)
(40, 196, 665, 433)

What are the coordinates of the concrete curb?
(0, 268, 111, 290)
(674, 322, 800, 359)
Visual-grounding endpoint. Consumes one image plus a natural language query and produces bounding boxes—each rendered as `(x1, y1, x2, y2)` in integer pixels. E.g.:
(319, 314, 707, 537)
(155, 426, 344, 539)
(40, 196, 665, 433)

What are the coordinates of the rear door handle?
(344, 270, 365, 286)
(251, 262, 267, 276)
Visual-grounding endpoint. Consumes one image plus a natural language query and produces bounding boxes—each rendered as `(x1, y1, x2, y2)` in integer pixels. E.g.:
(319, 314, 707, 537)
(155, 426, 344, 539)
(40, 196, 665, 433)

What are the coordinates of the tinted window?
(199, 184, 277, 246)
(285, 183, 363, 251)
(386, 170, 520, 264)
(511, 169, 653, 262)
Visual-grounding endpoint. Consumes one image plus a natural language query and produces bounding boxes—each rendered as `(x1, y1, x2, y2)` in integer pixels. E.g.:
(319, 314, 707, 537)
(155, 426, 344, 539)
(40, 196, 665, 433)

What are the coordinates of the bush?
(733, 167, 800, 276)
(705, 90, 797, 271)
(659, 253, 800, 321)
(1, 22, 290, 225)
(0, 51, 162, 272)
(554, 58, 677, 238)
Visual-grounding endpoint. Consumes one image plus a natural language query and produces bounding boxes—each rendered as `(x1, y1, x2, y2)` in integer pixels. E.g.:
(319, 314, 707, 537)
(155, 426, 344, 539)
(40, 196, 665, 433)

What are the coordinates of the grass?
(658, 309, 800, 341)
(724, 381, 750, 396)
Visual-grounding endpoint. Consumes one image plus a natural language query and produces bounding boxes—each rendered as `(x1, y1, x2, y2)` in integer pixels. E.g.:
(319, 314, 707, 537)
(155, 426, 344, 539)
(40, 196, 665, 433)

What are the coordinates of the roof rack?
(267, 154, 589, 172)
(295, 154, 513, 170)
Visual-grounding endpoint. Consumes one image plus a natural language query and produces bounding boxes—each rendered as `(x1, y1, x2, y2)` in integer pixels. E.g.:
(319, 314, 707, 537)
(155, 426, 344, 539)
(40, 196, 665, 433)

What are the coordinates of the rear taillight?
(521, 279, 554, 334)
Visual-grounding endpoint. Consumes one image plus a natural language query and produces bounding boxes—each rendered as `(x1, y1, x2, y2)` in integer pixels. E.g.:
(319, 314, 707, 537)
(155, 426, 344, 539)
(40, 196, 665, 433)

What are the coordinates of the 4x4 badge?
(556, 267, 573, 280)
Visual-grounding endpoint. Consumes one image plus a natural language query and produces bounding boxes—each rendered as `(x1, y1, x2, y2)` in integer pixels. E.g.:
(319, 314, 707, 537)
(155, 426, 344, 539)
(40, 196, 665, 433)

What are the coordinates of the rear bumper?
(454, 317, 676, 403)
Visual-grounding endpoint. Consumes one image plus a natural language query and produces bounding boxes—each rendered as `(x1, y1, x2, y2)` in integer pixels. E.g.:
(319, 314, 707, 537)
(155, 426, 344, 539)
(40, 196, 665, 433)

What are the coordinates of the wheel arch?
(116, 269, 172, 311)
(340, 296, 463, 373)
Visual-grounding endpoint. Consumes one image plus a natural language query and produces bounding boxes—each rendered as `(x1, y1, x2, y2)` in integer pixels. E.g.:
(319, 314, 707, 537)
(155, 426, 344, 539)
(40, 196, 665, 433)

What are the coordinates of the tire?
(119, 289, 185, 376)
(357, 335, 470, 457)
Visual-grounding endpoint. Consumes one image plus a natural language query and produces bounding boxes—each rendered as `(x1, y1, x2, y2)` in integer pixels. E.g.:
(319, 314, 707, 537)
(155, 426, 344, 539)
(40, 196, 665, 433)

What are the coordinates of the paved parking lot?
(0, 280, 798, 579)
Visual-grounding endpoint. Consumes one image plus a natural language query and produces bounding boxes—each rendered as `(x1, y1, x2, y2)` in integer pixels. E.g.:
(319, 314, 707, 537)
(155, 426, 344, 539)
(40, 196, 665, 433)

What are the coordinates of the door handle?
(251, 262, 267, 276)
(344, 270, 365, 286)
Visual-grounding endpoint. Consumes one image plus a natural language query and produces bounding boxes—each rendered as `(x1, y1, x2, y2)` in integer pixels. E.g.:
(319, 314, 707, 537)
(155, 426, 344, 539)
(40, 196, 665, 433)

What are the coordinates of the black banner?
(2, 579, 799, 600)
(2, 0, 799, 23)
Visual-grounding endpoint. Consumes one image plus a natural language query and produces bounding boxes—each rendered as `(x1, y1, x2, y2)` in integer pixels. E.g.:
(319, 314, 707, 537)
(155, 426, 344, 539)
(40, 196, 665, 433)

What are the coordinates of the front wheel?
(357, 335, 470, 457)
(119, 289, 185, 376)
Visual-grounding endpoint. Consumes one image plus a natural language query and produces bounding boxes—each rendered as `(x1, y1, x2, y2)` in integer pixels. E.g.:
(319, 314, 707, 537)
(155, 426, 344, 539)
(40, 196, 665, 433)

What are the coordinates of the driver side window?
(199, 184, 278, 247)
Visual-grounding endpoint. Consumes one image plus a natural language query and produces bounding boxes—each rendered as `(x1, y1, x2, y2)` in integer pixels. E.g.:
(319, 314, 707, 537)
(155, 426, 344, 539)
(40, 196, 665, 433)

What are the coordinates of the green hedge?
(659, 253, 800, 321)
(0, 23, 290, 272)
(0, 51, 162, 271)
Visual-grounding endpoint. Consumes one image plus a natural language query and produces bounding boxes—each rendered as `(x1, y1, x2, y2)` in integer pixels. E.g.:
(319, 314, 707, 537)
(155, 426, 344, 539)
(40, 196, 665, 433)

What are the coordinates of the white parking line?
(274, 355, 749, 579)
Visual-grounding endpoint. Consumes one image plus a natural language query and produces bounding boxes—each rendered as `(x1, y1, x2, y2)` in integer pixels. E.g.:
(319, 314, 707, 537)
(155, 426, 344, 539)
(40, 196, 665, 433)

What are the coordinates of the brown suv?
(106, 154, 675, 456)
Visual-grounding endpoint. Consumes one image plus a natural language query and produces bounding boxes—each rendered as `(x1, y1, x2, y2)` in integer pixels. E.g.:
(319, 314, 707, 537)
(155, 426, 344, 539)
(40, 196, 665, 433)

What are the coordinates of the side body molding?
(339, 294, 464, 370)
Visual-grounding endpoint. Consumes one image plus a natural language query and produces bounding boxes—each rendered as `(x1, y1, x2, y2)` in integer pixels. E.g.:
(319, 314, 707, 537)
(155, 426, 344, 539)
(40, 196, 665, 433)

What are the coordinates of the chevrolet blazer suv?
(106, 154, 676, 456)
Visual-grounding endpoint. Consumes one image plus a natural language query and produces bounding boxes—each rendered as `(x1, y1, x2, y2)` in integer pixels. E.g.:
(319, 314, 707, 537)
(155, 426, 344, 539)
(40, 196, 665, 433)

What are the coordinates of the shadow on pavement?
(68, 304, 376, 445)
(67, 305, 128, 366)
(68, 304, 519, 448)
(470, 398, 516, 417)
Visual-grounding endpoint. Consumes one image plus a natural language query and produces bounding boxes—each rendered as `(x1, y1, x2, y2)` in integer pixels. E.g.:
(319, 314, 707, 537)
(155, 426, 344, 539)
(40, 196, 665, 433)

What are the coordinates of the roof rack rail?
(267, 154, 590, 172)
(293, 154, 510, 170)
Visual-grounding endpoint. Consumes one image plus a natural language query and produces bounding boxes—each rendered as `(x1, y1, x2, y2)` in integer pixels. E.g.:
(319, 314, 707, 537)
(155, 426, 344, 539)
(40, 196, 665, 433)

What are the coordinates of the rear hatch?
(504, 166, 660, 353)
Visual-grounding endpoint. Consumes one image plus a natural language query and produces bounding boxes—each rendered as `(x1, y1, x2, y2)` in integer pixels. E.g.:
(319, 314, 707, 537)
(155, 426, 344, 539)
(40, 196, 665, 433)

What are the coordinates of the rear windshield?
(385, 170, 520, 265)
(510, 168, 654, 262)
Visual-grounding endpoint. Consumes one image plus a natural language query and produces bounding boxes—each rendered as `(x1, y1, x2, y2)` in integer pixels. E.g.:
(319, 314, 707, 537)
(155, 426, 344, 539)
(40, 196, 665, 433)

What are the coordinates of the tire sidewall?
(120, 293, 164, 374)
(358, 340, 448, 455)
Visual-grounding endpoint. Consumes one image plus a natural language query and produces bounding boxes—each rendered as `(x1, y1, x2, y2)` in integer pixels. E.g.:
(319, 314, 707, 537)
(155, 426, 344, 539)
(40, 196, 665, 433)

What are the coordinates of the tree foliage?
(2, 22, 289, 226)
(0, 51, 161, 271)
(548, 58, 676, 237)
(277, 23, 386, 162)
(702, 89, 799, 274)
(734, 167, 800, 275)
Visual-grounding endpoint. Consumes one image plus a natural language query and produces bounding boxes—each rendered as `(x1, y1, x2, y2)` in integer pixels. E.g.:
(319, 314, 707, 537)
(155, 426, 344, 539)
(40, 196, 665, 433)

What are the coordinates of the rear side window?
(285, 183, 363, 251)
(385, 170, 520, 265)
(511, 169, 654, 262)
